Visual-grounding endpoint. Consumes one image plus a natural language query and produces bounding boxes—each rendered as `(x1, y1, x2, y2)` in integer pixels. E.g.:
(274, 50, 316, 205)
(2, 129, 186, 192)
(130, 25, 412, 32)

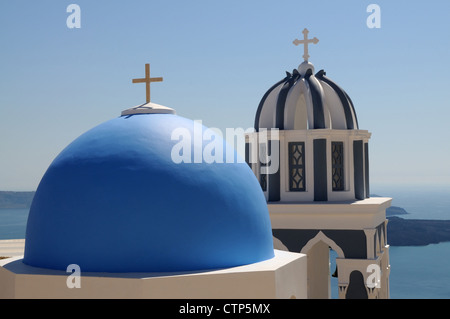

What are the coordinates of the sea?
(1, 184, 450, 299)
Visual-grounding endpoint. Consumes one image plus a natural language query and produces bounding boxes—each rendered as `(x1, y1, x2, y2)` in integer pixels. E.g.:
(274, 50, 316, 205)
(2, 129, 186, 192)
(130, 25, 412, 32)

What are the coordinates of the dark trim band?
(254, 74, 290, 132)
(353, 140, 365, 200)
(275, 71, 300, 130)
(313, 139, 328, 201)
(316, 70, 358, 130)
(305, 69, 326, 129)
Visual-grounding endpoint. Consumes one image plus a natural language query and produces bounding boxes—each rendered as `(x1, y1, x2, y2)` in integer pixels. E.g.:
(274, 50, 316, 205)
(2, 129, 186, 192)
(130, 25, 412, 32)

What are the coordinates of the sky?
(1, 0, 450, 191)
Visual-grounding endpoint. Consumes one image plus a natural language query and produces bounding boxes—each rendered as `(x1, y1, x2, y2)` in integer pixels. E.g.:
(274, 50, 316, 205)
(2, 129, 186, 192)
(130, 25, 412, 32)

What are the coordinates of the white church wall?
(0, 250, 308, 299)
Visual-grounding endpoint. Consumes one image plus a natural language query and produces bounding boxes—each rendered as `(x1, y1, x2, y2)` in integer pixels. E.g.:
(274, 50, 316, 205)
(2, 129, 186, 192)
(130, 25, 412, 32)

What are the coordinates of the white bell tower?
(245, 29, 392, 299)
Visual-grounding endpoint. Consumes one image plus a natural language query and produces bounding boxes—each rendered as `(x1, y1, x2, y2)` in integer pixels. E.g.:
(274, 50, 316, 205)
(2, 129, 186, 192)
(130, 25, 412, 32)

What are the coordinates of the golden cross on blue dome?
(132, 63, 163, 104)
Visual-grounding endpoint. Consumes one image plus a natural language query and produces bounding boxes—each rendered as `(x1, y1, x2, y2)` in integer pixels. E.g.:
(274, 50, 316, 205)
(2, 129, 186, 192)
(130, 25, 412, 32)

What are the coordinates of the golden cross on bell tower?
(293, 28, 319, 62)
(132, 63, 163, 104)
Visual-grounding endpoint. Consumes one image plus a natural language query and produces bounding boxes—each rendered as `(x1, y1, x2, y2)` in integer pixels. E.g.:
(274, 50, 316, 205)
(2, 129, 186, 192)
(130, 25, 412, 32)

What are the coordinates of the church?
(246, 29, 391, 299)
(0, 29, 391, 299)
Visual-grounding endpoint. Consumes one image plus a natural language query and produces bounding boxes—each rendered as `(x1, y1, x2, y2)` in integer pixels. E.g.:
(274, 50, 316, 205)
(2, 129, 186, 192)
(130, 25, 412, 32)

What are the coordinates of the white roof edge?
(121, 102, 176, 116)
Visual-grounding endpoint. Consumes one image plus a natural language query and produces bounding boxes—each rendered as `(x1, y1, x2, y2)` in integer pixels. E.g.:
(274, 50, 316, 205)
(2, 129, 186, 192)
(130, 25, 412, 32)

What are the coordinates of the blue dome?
(23, 114, 274, 272)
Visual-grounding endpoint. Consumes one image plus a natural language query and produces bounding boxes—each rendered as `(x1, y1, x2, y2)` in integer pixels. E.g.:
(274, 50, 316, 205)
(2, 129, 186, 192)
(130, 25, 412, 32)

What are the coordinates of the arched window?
(346, 271, 368, 299)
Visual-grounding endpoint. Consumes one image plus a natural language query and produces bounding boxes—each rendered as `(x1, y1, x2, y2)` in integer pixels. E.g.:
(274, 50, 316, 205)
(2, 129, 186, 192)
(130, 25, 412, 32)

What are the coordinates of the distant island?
(379, 196, 450, 246)
(1, 191, 449, 246)
(0, 191, 35, 209)
(387, 217, 450, 246)
(386, 205, 408, 217)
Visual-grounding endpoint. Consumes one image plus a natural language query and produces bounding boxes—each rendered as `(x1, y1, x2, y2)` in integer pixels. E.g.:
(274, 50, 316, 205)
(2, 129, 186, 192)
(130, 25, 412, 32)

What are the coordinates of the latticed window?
(288, 142, 305, 191)
(332, 142, 344, 191)
(259, 143, 267, 191)
(260, 172, 267, 192)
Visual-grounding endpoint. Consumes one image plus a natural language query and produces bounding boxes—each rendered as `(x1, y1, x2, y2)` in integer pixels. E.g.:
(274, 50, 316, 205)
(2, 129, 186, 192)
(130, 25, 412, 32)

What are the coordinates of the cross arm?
(132, 78, 147, 83)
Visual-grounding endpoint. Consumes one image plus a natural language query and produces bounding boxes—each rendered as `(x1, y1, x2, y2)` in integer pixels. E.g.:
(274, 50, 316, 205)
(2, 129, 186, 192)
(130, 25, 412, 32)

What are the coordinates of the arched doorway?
(301, 231, 345, 299)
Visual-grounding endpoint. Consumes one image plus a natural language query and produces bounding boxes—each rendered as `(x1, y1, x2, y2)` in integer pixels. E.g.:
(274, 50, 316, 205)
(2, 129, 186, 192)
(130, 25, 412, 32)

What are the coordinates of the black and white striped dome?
(255, 61, 359, 131)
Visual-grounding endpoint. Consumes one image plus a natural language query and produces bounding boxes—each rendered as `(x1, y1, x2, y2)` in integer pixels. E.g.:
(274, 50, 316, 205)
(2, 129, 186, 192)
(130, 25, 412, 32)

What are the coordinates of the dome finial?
(293, 28, 319, 62)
